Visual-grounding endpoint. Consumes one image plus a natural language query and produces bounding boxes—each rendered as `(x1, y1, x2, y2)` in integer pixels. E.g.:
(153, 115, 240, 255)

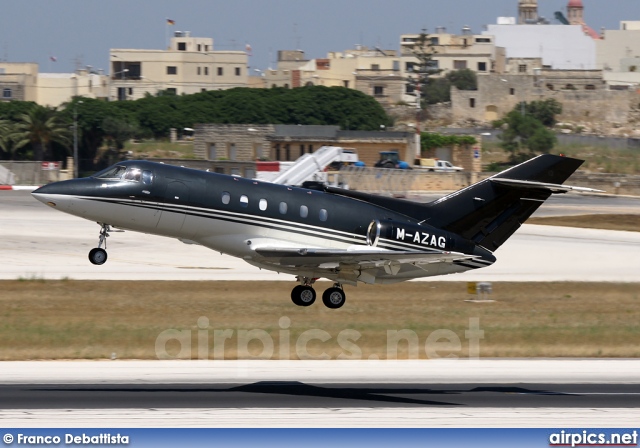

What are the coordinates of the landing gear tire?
(291, 285, 316, 307)
(322, 287, 346, 309)
(88, 247, 107, 265)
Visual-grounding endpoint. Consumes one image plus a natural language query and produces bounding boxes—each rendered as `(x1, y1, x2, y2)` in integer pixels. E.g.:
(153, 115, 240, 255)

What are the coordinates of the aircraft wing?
(254, 247, 475, 269)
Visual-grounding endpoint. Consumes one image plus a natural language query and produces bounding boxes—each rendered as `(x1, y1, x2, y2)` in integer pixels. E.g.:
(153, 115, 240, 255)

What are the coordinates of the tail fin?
(420, 154, 584, 252)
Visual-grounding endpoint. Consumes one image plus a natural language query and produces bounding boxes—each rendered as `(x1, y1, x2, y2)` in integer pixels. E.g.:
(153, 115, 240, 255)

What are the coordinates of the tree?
(422, 69, 477, 105)
(496, 107, 557, 163)
(405, 31, 442, 107)
(0, 119, 16, 159)
(120, 86, 391, 134)
(12, 105, 71, 161)
(446, 69, 477, 91)
(524, 98, 562, 127)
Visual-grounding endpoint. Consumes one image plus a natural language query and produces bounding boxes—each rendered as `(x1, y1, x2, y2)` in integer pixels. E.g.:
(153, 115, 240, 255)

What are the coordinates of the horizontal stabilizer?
(490, 178, 604, 194)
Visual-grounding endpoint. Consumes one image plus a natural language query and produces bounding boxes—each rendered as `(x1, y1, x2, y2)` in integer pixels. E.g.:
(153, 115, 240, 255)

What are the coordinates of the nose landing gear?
(88, 223, 110, 265)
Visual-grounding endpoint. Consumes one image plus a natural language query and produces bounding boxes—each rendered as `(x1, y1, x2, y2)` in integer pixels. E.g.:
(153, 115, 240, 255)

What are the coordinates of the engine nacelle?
(366, 219, 454, 251)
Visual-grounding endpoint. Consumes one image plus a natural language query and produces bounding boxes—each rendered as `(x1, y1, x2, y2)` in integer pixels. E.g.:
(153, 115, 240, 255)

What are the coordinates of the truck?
(418, 158, 464, 172)
(374, 150, 411, 169)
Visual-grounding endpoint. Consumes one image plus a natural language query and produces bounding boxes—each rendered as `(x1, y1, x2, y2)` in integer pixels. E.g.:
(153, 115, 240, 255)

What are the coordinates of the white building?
(37, 69, 109, 107)
(264, 47, 405, 106)
(0, 62, 109, 107)
(484, 24, 596, 70)
(110, 31, 248, 101)
(597, 21, 640, 88)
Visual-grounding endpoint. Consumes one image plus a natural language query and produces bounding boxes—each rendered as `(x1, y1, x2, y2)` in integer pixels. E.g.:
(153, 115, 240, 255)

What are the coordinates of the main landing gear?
(291, 277, 346, 309)
(88, 223, 110, 265)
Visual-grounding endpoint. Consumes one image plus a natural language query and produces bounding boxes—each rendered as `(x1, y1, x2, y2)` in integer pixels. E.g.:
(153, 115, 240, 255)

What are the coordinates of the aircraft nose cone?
(31, 178, 92, 204)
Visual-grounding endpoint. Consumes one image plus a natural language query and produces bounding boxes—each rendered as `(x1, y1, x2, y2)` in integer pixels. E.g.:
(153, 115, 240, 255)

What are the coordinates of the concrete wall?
(0, 161, 64, 185)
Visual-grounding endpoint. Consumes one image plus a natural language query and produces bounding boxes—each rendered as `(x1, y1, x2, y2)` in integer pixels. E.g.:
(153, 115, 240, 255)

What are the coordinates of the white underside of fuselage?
(33, 193, 480, 284)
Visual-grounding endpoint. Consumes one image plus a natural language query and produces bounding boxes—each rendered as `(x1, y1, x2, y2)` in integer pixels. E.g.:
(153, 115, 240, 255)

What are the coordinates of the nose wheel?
(88, 247, 107, 265)
(89, 223, 111, 265)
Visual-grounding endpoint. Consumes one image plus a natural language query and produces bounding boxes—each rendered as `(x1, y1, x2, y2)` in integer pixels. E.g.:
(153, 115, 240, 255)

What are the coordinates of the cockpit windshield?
(123, 168, 142, 182)
(94, 165, 127, 180)
(93, 165, 153, 184)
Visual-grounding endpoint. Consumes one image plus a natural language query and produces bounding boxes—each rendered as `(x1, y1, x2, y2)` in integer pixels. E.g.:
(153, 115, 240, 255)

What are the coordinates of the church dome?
(568, 0, 583, 8)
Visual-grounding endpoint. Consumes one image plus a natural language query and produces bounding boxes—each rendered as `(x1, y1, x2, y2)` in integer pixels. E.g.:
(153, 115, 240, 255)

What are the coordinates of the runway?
(2, 191, 640, 281)
(1, 191, 639, 427)
(1, 360, 639, 427)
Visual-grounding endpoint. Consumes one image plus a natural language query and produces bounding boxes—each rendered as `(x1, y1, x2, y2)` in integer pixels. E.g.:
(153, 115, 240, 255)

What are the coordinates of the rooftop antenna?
(74, 55, 84, 72)
(293, 23, 301, 50)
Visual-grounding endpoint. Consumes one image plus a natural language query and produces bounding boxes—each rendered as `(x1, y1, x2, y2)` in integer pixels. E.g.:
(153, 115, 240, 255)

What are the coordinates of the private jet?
(32, 153, 596, 309)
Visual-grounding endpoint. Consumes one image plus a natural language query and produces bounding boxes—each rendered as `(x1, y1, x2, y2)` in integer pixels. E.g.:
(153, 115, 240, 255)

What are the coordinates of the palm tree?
(12, 105, 71, 161)
(0, 119, 13, 158)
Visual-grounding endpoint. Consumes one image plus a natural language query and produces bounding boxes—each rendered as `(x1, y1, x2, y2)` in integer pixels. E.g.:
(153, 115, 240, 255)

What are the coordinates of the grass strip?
(1, 280, 639, 360)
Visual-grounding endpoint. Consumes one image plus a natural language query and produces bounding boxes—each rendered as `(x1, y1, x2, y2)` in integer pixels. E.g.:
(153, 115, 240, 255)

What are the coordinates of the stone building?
(451, 72, 631, 124)
(193, 124, 414, 169)
(518, 0, 539, 24)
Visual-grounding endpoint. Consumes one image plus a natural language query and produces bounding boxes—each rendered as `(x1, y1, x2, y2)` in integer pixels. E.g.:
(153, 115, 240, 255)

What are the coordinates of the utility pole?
(415, 82, 421, 160)
(73, 100, 83, 178)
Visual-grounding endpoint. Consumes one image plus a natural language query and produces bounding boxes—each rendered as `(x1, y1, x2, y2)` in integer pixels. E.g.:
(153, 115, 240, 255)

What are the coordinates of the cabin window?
(221, 191, 231, 205)
(142, 170, 154, 185)
(300, 205, 309, 218)
(259, 198, 268, 211)
(279, 202, 288, 214)
(319, 209, 328, 222)
(240, 195, 249, 207)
